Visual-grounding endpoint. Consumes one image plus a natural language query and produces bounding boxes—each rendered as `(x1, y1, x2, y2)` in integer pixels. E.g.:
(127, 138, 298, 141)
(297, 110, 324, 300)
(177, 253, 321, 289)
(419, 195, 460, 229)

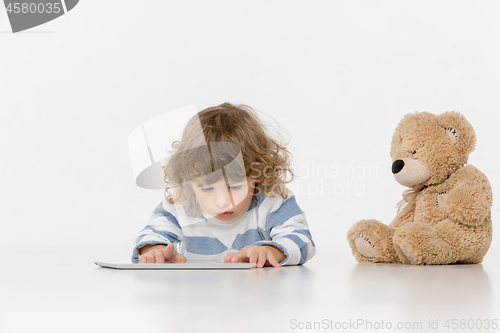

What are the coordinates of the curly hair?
(163, 103, 294, 208)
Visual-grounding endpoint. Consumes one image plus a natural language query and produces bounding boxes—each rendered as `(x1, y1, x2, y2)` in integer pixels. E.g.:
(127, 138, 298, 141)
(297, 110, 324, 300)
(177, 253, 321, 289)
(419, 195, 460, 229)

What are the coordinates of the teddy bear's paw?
(393, 244, 411, 264)
(393, 232, 423, 265)
(396, 243, 416, 263)
(354, 234, 377, 258)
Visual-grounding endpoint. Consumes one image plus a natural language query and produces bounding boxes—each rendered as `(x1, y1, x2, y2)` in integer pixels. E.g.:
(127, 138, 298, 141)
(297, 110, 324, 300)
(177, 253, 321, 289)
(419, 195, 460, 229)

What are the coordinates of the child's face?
(191, 177, 256, 222)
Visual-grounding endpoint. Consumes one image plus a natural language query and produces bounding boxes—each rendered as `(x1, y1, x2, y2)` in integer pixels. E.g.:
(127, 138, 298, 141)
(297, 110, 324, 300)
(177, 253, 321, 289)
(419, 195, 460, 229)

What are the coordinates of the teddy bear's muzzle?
(392, 158, 431, 187)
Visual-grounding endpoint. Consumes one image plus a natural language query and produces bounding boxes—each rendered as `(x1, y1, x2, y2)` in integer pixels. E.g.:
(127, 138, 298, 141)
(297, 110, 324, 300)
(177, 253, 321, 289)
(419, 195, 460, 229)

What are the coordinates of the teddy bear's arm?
(443, 166, 492, 226)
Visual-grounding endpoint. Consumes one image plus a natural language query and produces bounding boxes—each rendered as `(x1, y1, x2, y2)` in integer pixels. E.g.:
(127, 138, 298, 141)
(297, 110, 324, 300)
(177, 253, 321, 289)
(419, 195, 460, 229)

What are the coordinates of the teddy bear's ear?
(436, 111, 476, 161)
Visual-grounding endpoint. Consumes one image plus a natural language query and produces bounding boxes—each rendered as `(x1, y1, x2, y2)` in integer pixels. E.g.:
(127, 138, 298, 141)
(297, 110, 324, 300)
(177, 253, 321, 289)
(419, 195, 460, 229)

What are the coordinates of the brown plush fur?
(347, 111, 492, 265)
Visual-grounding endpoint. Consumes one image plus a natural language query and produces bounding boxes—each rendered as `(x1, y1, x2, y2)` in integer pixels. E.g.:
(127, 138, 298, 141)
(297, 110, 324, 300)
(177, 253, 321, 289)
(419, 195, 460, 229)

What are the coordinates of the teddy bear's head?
(390, 111, 476, 189)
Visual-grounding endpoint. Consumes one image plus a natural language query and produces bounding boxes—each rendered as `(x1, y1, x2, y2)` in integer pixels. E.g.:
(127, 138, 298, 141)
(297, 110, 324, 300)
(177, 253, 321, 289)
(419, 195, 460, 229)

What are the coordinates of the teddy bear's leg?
(347, 219, 400, 263)
(441, 218, 492, 264)
(393, 222, 458, 265)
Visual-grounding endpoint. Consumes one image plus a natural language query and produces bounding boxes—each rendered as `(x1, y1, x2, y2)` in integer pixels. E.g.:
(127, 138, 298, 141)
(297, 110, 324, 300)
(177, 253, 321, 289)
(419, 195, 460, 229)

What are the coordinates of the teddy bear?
(347, 111, 492, 265)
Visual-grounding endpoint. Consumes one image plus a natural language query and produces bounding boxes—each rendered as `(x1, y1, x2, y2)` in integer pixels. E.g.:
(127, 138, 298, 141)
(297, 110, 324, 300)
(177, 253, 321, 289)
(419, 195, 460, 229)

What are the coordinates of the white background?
(1, 1, 499, 332)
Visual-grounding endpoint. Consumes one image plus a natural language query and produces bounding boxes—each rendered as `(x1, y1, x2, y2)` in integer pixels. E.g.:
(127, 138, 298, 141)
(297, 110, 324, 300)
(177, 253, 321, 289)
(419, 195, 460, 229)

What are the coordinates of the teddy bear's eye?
(412, 150, 417, 155)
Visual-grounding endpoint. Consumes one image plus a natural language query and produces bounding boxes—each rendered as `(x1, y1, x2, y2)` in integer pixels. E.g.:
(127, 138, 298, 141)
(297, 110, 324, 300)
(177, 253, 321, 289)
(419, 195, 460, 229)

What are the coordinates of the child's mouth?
(217, 212, 233, 218)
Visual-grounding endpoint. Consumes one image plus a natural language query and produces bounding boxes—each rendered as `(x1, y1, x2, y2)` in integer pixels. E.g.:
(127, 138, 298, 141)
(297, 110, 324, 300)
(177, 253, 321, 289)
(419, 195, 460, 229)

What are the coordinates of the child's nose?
(215, 189, 232, 208)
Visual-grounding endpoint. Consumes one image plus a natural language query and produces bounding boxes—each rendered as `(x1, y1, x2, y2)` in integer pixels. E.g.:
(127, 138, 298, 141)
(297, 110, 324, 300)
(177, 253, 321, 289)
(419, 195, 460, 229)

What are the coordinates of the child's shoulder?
(153, 199, 209, 227)
(256, 188, 298, 212)
(154, 198, 193, 217)
(152, 198, 179, 217)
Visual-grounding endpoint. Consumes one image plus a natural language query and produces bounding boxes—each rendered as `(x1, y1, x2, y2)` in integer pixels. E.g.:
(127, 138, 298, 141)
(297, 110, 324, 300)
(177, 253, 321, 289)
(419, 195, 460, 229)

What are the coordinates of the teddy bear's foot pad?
(354, 234, 376, 258)
(396, 243, 416, 263)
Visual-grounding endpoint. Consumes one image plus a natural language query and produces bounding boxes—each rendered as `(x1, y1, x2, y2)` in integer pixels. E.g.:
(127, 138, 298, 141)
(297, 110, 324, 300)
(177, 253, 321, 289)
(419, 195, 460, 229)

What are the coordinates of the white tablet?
(94, 261, 256, 270)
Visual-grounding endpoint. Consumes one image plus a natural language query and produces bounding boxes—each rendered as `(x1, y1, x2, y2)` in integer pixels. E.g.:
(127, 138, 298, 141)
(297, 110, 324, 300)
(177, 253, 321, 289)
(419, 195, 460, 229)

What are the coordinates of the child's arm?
(131, 200, 186, 263)
(226, 195, 315, 266)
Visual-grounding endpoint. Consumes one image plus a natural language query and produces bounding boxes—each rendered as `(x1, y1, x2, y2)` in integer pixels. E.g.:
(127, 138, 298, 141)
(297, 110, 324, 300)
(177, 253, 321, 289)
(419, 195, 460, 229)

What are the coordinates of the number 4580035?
(6, 3, 62, 14)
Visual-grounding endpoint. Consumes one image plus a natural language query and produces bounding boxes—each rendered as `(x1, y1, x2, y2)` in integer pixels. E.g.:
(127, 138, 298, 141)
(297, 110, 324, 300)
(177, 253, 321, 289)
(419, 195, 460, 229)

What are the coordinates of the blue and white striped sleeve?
(255, 195, 316, 265)
(131, 200, 185, 263)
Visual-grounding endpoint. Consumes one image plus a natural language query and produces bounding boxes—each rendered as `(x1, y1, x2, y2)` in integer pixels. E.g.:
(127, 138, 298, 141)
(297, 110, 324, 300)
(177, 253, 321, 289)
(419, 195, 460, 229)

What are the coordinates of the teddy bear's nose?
(392, 159, 405, 174)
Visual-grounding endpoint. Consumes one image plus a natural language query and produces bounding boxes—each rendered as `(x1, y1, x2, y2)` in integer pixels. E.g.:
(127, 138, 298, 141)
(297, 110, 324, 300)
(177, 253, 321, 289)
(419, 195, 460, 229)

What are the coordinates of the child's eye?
(229, 185, 243, 191)
(201, 187, 214, 192)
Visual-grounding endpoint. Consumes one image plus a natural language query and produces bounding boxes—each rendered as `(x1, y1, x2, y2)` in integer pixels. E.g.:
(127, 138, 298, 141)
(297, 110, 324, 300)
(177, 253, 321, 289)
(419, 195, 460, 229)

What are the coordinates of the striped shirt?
(132, 191, 316, 265)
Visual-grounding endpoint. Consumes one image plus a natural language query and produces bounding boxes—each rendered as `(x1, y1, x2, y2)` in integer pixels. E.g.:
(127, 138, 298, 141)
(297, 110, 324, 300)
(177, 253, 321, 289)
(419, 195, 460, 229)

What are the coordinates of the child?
(132, 103, 315, 267)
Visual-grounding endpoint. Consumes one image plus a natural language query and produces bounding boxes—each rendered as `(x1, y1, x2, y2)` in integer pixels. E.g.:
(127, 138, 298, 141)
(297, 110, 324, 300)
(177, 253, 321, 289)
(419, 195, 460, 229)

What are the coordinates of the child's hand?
(224, 245, 285, 268)
(138, 244, 186, 263)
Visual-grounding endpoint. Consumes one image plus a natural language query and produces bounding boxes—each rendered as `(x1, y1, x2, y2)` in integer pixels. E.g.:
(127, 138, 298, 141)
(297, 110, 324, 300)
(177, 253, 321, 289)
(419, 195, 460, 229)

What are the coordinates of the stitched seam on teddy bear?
(436, 191, 448, 209)
(444, 127, 458, 145)
(358, 234, 375, 248)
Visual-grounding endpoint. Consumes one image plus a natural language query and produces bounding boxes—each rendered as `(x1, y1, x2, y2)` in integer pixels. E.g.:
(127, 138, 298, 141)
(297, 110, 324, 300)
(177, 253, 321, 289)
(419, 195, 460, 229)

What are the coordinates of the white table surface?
(1, 247, 498, 333)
